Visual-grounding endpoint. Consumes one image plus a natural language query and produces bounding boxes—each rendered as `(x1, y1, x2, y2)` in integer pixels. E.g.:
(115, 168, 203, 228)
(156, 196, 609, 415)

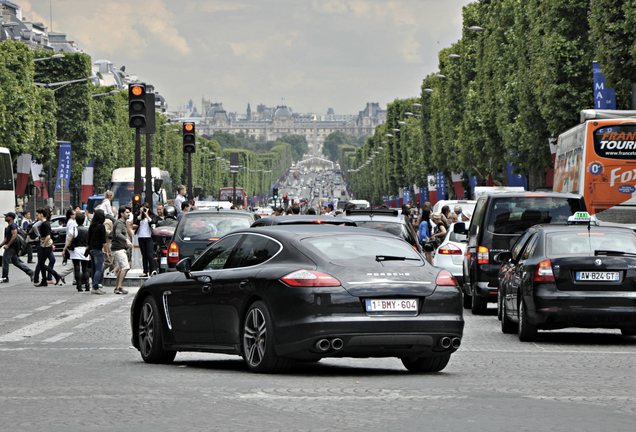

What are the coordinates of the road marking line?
(42, 332, 73, 343)
(34, 306, 52, 311)
(0, 296, 121, 342)
(12, 314, 32, 319)
(72, 323, 93, 329)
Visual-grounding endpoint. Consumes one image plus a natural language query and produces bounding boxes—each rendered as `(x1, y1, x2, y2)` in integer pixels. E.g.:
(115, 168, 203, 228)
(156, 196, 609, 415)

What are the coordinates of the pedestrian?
(440, 205, 451, 228)
(111, 206, 132, 294)
(454, 205, 463, 217)
(155, 203, 165, 222)
(177, 201, 190, 219)
(14, 205, 21, 227)
(325, 204, 334, 216)
(30, 210, 56, 286)
(417, 209, 433, 264)
(103, 217, 117, 277)
(174, 185, 187, 214)
(62, 207, 76, 267)
(448, 212, 458, 224)
(461, 209, 472, 222)
(35, 207, 64, 286)
(0, 212, 34, 283)
(66, 212, 91, 292)
(305, 207, 316, 215)
(430, 212, 447, 249)
(136, 203, 156, 278)
(101, 190, 115, 220)
(87, 209, 109, 295)
(20, 211, 34, 263)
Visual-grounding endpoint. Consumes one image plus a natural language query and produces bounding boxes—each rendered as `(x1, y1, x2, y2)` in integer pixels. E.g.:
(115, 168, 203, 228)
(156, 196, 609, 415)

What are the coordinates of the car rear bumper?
(474, 281, 498, 300)
(527, 294, 636, 330)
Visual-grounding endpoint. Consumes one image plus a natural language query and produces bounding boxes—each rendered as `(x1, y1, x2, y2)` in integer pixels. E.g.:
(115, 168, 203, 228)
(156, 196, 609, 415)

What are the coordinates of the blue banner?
(507, 163, 528, 189)
(436, 172, 446, 200)
(55, 142, 72, 192)
(593, 61, 616, 110)
(419, 187, 429, 206)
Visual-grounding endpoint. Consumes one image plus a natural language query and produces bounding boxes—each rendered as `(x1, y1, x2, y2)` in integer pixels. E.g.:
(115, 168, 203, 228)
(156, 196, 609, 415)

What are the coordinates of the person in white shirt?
(101, 191, 115, 219)
(174, 185, 187, 214)
(136, 203, 156, 277)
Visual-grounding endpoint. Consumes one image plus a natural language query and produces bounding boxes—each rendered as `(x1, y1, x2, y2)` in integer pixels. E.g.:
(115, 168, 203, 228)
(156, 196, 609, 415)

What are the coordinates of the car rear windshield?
(301, 234, 423, 266)
(177, 214, 253, 241)
(353, 221, 406, 239)
(487, 197, 584, 234)
(547, 231, 636, 256)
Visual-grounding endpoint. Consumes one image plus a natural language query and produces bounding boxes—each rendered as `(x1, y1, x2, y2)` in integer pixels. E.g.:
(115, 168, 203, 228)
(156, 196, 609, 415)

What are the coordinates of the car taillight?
(280, 270, 341, 287)
(168, 241, 179, 264)
(438, 244, 462, 255)
(436, 270, 458, 286)
(477, 246, 489, 264)
(534, 259, 554, 282)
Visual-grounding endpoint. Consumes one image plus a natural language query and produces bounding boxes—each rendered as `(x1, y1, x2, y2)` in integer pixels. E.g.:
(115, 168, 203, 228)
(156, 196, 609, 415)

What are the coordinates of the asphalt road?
(1, 258, 635, 431)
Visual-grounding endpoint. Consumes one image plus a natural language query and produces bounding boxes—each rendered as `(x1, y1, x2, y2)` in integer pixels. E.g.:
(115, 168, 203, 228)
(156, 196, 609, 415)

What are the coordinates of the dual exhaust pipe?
(439, 336, 461, 350)
(315, 338, 343, 352)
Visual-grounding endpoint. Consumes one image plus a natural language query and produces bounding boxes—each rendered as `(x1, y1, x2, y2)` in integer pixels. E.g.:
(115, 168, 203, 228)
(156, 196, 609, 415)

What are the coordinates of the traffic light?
(133, 193, 142, 215)
(129, 83, 147, 128)
(183, 122, 196, 153)
(273, 188, 279, 200)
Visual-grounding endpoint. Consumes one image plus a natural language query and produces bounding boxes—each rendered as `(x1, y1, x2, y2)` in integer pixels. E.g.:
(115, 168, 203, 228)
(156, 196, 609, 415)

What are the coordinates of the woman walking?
(65, 212, 91, 292)
(136, 203, 156, 277)
(35, 207, 63, 286)
(87, 209, 110, 295)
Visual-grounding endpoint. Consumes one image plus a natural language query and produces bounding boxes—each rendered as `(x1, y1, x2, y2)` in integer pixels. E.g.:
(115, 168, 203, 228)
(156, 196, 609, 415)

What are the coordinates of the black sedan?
(498, 223, 636, 341)
(131, 225, 464, 373)
(250, 215, 356, 227)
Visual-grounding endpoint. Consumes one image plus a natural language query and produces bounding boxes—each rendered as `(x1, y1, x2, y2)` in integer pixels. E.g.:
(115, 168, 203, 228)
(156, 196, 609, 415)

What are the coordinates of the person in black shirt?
(35, 208, 63, 286)
(1, 212, 34, 283)
(87, 209, 110, 295)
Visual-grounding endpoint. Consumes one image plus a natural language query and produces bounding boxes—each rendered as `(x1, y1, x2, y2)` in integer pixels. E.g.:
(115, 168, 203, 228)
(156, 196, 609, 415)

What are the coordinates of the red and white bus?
(219, 187, 247, 208)
(554, 110, 636, 225)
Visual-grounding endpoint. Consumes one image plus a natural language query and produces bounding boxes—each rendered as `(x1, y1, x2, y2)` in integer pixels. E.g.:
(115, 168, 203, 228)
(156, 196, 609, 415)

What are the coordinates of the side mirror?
(497, 252, 513, 263)
(175, 257, 192, 278)
(454, 222, 467, 235)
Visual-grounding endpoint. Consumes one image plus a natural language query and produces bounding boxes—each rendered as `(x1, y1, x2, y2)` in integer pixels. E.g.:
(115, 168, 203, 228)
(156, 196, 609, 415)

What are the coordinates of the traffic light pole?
(145, 133, 153, 206)
(134, 128, 142, 198)
(187, 153, 193, 203)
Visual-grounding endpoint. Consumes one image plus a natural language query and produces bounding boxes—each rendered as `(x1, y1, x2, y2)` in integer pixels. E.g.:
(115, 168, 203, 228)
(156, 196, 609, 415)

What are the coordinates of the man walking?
(111, 206, 132, 295)
(1, 212, 34, 283)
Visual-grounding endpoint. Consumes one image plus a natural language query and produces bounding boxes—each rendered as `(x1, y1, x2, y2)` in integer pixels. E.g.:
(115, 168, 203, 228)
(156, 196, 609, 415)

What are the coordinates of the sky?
(22, 0, 473, 115)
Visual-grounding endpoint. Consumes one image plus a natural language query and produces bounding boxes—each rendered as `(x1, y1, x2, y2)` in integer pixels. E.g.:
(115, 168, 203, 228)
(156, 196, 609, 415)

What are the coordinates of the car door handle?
(239, 280, 249, 289)
(202, 284, 212, 293)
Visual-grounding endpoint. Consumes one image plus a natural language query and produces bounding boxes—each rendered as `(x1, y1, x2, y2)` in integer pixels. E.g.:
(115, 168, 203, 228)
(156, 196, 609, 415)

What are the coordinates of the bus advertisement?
(219, 187, 247, 207)
(554, 110, 636, 224)
(0, 147, 15, 253)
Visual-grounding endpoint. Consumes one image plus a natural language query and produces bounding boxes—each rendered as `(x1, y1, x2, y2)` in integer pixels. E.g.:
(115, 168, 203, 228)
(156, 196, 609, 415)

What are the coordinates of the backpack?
(69, 226, 89, 250)
(26, 222, 37, 240)
(14, 233, 29, 257)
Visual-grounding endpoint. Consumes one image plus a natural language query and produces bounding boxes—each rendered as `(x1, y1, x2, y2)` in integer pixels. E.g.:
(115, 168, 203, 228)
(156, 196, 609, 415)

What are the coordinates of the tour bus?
(110, 167, 172, 210)
(0, 147, 15, 254)
(219, 187, 247, 207)
(554, 110, 636, 225)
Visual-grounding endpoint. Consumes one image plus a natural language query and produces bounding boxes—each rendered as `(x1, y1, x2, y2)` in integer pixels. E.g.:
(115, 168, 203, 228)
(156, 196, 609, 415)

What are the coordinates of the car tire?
(497, 289, 503, 320)
(243, 301, 293, 373)
(401, 353, 451, 373)
(500, 295, 517, 334)
(471, 292, 488, 315)
(518, 298, 537, 342)
(620, 328, 636, 336)
(138, 296, 176, 364)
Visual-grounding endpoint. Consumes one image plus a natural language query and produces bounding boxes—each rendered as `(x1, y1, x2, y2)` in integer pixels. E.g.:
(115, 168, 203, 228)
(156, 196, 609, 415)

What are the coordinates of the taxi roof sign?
(567, 211, 599, 225)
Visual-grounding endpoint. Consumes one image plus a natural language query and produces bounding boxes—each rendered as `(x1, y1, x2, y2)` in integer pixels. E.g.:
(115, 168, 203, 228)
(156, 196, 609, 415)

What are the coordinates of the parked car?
(130, 225, 464, 373)
(462, 192, 586, 315)
(497, 214, 636, 341)
(342, 209, 422, 252)
(167, 209, 260, 271)
(50, 215, 68, 249)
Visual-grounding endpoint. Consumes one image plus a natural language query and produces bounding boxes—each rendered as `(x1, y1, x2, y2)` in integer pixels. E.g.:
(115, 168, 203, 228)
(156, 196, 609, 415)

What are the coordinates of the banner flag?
(81, 160, 94, 203)
(16, 154, 31, 196)
(435, 172, 446, 201)
(593, 61, 616, 110)
(55, 142, 72, 192)
(31, 161, 49, 199)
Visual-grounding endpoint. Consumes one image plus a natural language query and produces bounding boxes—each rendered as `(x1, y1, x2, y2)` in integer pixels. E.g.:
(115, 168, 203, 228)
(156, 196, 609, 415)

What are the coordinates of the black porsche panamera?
(131, 225, 464, 373)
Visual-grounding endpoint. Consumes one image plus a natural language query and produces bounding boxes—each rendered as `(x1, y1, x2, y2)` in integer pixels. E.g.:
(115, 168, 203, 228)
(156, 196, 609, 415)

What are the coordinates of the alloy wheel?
(139, 302, 154, 358)
(243, 307, 267, 367)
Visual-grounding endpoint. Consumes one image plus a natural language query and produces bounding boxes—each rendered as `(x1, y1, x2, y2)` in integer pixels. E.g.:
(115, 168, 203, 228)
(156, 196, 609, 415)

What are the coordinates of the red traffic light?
(184, 123, 194, 132)
(133, 194, 141, 202)
(131, 85, 144, 97)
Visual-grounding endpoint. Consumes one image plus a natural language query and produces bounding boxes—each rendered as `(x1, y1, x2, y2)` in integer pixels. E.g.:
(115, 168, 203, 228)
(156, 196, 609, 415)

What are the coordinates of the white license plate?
(366, 299, 418, 312)
(575, 271, 619, 281)
(160, 257, 167, 265)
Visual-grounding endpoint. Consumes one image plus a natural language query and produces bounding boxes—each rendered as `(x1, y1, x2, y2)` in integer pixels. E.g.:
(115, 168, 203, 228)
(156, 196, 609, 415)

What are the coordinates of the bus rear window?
(593, 125, 636, 160)
(487, 197, 584, 234)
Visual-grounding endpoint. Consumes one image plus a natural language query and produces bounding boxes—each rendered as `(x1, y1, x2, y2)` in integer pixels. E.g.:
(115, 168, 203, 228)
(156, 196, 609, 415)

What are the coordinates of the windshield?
(487, 197, 584, 234)
(302, 234, 422, 266)
(177, 214, 253, 241)
(547, 231, 636, 256)
(354, 221, 406, 240)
